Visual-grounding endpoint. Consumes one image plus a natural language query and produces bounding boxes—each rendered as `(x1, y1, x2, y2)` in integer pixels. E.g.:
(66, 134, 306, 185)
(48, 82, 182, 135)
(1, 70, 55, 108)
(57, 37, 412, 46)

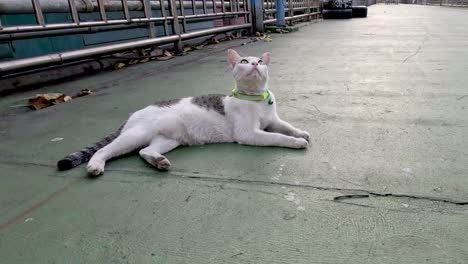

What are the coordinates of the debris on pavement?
(28, 93, 72, 110)
(255, 32, 272, 42)
(114, 62, 126, 70)
(242, 33, 273, 45)
(50, 137, 64, 142)
(402, 167, 413, 174)
(27, 89, 96, 110)
(155, 50, 174, 61)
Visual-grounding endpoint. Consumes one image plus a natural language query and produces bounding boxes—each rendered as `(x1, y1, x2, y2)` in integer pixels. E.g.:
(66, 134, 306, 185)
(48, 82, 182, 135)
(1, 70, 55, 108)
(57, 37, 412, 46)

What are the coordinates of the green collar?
(231, 89, 271, 101)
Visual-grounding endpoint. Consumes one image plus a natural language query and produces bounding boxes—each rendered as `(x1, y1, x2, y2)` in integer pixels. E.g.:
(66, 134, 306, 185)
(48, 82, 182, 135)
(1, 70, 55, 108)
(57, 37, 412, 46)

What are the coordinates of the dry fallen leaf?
(156, 50, 174, 61)
(138, 48, 149, 56)
(28, 93, 72, 110)
(150, 48, 163, 57)
(183, 46, 194, 53)
(139, 58, 150, 63)
(210, 37, 220, 44)
(114, 62, 126, 69)
(195, 44, 205, 50)
(128, 59, 139, 65)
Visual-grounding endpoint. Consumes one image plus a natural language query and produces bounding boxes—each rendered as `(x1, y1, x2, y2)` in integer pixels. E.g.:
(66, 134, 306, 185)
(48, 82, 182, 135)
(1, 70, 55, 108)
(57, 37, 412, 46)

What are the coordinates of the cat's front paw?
(292, 138, 308, 149)
(87, 160, 105, 176)
(297, 130, 310, 142)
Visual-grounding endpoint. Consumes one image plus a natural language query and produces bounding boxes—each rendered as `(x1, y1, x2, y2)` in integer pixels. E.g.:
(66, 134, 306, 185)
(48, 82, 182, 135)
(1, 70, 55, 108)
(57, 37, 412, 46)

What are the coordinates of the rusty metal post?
(97, 0, 108, 21)
(251, 0, 264, 32)
(31, 0, 45, 26)
(276, 0, 285, 27)
(168, 0, 183, 52)
(142, 0, 156, 37)
(67, 0, 80, 25)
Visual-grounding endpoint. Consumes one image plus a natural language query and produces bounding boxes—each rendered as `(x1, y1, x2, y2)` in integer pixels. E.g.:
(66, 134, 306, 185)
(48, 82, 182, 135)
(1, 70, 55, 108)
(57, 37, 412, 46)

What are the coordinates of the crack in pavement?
(333, 193, 468, 206)
(181, 174, 468, 206)
(2, 160, 467, 206)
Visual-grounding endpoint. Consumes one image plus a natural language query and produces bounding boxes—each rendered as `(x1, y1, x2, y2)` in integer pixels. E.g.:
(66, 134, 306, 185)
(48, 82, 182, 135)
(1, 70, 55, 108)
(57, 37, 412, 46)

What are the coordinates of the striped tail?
(57, 125, 124, 171)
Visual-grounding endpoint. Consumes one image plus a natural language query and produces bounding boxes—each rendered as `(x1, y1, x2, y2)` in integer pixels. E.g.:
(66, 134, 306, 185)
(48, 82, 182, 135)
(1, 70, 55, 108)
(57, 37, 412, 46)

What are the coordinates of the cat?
(57, 49, 310, 176)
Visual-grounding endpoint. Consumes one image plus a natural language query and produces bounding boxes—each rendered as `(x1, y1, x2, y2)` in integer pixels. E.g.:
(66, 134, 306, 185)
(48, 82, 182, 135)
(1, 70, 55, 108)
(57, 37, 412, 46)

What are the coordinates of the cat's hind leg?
(139, 136, 180, 171)
(87, 128, 150, 176)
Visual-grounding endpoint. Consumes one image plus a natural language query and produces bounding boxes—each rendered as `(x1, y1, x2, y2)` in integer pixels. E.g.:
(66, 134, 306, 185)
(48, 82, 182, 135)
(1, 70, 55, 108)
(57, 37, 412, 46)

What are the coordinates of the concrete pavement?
(1, 4, 467, 263)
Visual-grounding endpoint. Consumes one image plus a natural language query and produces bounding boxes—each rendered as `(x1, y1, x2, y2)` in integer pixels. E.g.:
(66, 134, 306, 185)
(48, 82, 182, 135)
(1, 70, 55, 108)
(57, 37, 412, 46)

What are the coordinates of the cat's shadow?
(91, 143, 307, 179)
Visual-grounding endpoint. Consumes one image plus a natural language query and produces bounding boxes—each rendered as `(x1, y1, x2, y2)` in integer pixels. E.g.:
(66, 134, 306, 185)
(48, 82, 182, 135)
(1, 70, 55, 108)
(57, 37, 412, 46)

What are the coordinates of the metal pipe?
(263, 11, 319, 24)
(122, 0, 131, 21)
(180, 0, 188, 33)
(0, 23, 250, 75)
(159, 0, 169, 35)
(67, 0, 80, 24)
(31, 0, 45, 26)
(275, 0, 285, 26)
(0, 23, 147, 41)
(0, 11, 248, 40)
(203, 0, 208, 14)
(264, 5, 319, 13)
(1, 9, 249, 39)
(0, 1, 244, 14)
(0, 18, 170, 34)
(142, 0, 156, 37)
(288, 0, 293, 17)
(191, 0, 197, 14)
(180, 22, 247, 39)
(97, 0, 108, 21)
(168, 0, 183, 52)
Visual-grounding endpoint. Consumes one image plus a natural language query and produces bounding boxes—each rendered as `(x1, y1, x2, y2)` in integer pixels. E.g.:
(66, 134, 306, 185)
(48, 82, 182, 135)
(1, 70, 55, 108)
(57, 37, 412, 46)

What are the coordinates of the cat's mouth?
(248, 68, 261, 77)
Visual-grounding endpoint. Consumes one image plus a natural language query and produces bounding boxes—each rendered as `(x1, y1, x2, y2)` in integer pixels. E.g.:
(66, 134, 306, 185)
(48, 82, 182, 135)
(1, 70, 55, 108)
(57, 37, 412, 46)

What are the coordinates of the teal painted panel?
(50, 35, 84, 53)
(0, 42, 13, 59)
(83, 28, 148, 46)
(11, 38, 54, 59)
(45, 13, 72, 24)
(1, 14, 37, 26)
(45, 13, 84, 52)
(79, 11, 128, 21)
(187, 21, 214, 32)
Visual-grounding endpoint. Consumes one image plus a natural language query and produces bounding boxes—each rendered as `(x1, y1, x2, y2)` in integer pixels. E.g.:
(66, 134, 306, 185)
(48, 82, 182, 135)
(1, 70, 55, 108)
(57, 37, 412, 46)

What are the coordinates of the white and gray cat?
(57, 49, 310, 176)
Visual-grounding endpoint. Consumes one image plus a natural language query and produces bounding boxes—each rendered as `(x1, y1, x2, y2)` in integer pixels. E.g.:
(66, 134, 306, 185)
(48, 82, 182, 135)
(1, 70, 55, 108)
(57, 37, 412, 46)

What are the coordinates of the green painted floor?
(1, 4, 468, 263)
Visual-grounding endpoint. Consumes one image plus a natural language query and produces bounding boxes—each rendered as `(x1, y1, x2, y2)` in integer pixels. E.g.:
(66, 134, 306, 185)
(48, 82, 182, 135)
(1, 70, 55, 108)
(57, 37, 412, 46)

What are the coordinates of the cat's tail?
(56, 124, 124, 171)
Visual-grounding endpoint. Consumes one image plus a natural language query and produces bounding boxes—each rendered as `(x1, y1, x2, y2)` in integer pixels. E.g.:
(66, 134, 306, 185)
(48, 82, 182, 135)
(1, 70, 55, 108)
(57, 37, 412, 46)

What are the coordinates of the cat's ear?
(261, 52, 271, 65)
(227, 49, 240, 68)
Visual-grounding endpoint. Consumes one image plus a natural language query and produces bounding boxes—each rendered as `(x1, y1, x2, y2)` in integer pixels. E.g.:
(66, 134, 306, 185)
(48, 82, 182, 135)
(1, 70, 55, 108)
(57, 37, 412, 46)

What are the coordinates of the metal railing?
(353, 0, 377, 5)
(394, 0, 468, 5)
(412, 0, 468, 6)
(0, 0, 251, 75)
(262, 0, 321, 25)
(0, 0, 324, 76)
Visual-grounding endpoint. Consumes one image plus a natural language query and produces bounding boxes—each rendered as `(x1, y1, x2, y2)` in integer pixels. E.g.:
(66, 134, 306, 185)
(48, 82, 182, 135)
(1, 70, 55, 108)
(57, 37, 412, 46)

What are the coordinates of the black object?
(352, 6, 368, 17)
(322, 0, 352, 9)
(322, 9, 353, 19)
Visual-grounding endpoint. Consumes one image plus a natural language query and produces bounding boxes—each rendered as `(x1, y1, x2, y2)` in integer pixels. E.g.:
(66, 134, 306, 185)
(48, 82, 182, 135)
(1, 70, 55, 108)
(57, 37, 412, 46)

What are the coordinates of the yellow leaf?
(114, 62, 126, 69)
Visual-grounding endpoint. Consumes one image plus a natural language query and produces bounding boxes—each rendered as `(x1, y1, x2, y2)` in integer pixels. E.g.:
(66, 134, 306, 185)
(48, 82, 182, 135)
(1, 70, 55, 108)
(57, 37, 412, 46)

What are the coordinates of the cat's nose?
(251, 62, 258, 66)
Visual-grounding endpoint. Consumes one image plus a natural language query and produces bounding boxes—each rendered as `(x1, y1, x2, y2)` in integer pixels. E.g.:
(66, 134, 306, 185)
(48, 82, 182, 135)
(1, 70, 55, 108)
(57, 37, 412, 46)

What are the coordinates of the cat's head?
(227, 49, 271, 93)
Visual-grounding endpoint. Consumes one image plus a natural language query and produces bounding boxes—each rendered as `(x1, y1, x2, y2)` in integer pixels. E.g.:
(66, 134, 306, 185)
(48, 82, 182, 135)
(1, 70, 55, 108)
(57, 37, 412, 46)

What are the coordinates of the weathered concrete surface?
(1, 4, 468, 263)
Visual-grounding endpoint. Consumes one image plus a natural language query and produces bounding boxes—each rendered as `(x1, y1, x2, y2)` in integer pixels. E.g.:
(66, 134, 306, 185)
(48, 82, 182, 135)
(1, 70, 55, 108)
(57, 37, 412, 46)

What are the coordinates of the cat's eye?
(258, 60, 264, 64)
(240, 59, 249, 64)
